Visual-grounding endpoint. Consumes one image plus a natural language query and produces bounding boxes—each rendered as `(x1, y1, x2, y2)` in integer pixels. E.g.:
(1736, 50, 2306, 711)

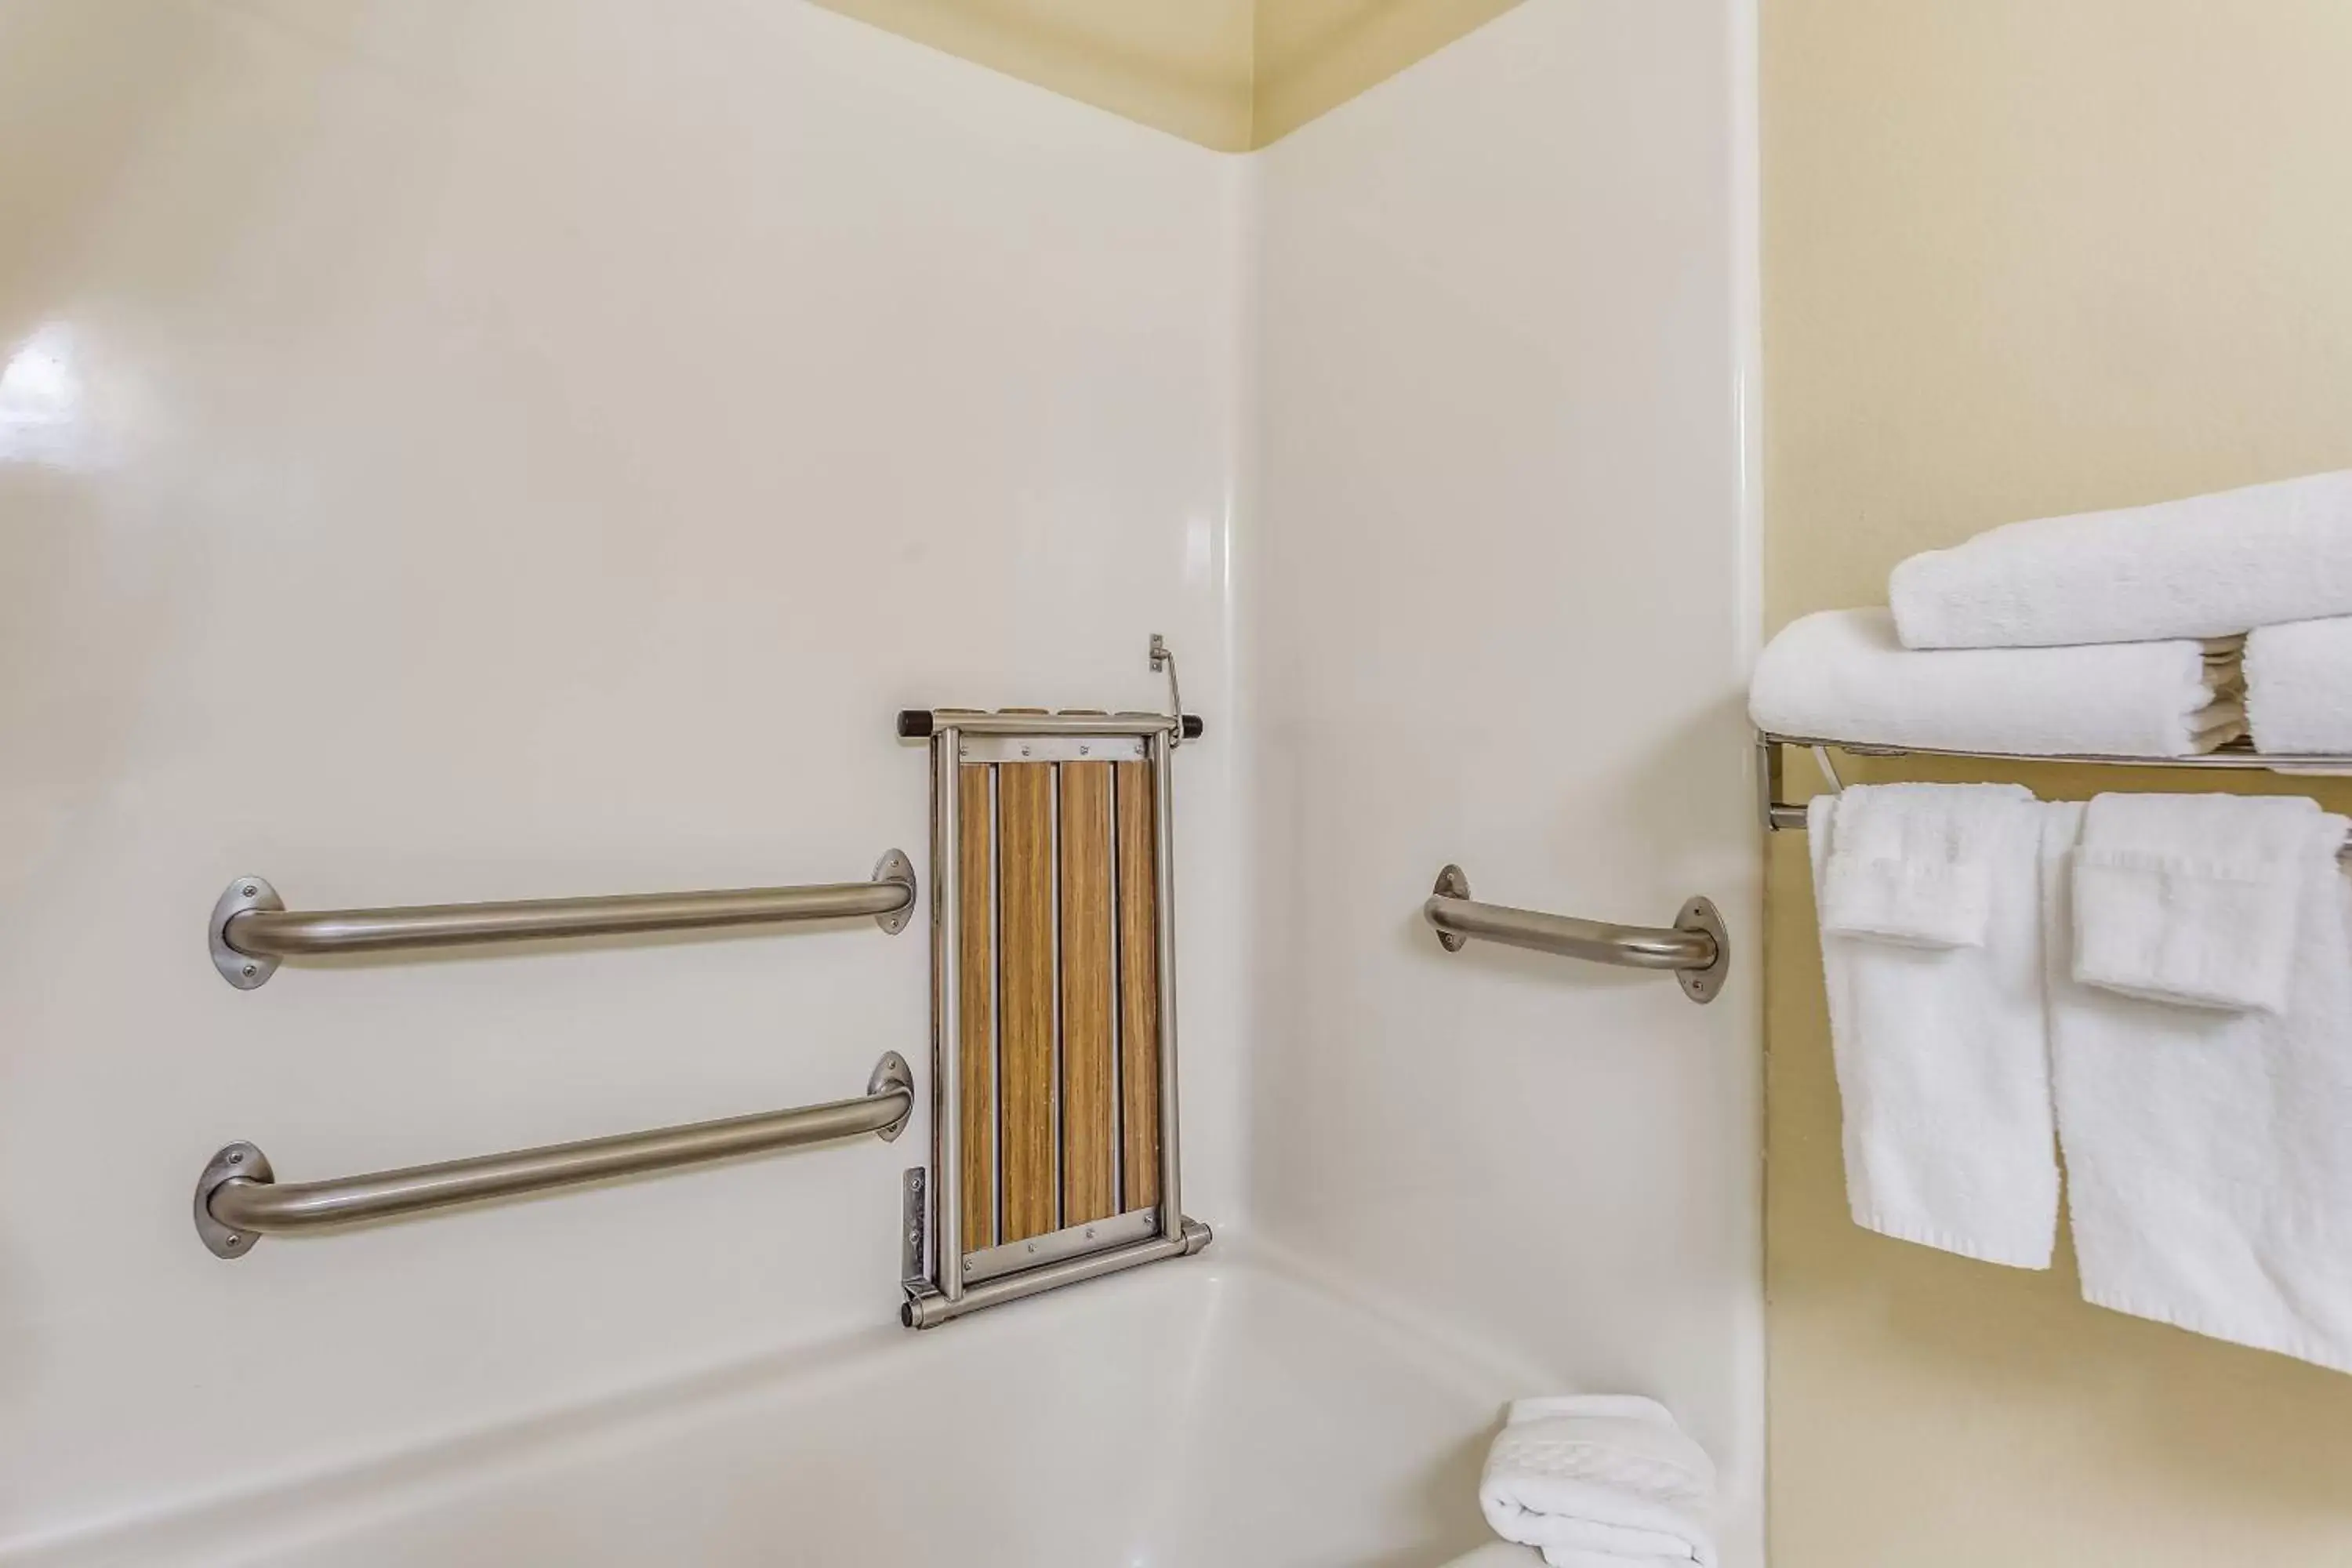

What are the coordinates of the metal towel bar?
(209, 851, 917, 988)
(192, 1052, 914, 1258)
(1423, 865, 1730, 1004)
(1756, 733, 2352, 862)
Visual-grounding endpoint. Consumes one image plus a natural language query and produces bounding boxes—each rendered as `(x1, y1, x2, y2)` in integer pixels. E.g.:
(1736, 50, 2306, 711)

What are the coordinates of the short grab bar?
(1422, 865, 1730, 1004)
(208, 851, 917, 989)
(192, 1052, 914, 1258)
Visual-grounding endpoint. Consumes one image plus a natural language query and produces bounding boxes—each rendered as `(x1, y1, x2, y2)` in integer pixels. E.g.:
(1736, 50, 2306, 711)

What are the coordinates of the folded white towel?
(1749, 608, 2239, 757)
(2246, 616, 2352, 754)
(1809, 785, 2060, 1268)
(2045, 803, 2352, 1374)
(1818, 782, 2009, 949)
(1889, 469, 2352, 649)
(1479, 1396, 1717, 1568)
(2073, 793, 2320, 1014)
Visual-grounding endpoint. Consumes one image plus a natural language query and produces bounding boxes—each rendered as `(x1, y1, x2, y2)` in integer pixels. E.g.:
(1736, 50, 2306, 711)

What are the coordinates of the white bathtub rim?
(3, 1232, 1551, 1566)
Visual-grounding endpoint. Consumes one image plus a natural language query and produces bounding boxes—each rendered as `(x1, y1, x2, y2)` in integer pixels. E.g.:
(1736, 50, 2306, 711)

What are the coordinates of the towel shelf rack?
(208, 851, 917, 988)
(1757, 732, 2352, 862)
(192, 1052, 914, 1258)
(1422, 865, 1730, 1004)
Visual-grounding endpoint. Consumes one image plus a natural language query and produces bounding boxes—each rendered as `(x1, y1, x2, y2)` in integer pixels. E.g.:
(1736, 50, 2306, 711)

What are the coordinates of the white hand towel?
(1818, 782, 2008, 949)
(1479, 1396, 1716, 1568)
(2073, 793, 2320, 1014)
(2246, 616, 2352, 754)
(1749, 608, 2239, 758)
(2045, 804, 2352, 1374)
(1889, 468, 2352, 649)
(1809, 785, 2060, 1268)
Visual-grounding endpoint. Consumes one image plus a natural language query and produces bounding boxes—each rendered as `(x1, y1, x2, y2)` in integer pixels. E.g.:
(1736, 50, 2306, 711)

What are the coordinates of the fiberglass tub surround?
(13, 1254, 1533, 1568)
(0, 0, 1762, 1562)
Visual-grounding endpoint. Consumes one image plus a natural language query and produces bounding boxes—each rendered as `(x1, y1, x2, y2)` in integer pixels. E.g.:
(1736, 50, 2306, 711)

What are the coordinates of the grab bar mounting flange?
(210, 877, 285, 989)
(193, 1142, 273, 1258)
(1430, 865, 1472, 951)
(1671, 896, 1730, 1004)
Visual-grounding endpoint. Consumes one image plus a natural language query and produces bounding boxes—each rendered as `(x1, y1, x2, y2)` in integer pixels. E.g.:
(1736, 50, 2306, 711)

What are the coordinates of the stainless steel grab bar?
(193, 1052, 914, 1258)
(1422, 865, 1730, 1004)
(208, 850, 917, 988)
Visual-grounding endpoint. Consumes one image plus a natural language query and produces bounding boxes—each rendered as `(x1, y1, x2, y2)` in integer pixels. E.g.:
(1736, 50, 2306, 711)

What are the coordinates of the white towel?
(1749, 608, 2239, 757)
(1889, 469, 2352, 649)
(1809, 786, 2060, 1268)
(2246, 616, 2352, 754)
(2045, 803, 2352, 1374)
(1479, 1396, 1717, 1568)
(2072, 793, 2320, 1014)
(1818, 782, 2006, 949)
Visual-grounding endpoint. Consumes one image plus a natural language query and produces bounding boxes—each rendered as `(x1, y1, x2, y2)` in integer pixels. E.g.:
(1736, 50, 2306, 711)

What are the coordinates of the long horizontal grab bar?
(1422, 865, 1730, 1004)
(208, 850, 916, 988)
(193, 1052, 914, 1258)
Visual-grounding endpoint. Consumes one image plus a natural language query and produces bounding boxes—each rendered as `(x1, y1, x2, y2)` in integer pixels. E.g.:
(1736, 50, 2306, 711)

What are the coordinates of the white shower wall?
(0, 0, 1760, 1555)
(0, 0, 1249, 1546)
(1248, 2, 1766, 1560)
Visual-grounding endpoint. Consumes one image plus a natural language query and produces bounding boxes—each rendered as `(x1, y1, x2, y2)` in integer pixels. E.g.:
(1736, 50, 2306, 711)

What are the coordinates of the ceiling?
(806, 0, 1528, 151)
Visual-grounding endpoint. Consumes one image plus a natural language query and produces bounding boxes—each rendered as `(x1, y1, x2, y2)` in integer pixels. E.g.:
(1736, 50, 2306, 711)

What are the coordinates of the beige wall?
(802, 0, 1523, 149)
(1764, 3, 2352, 1564)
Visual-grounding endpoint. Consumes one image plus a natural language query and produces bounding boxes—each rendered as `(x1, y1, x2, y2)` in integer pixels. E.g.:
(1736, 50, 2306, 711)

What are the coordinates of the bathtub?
(32, 1249, 1526, 1567)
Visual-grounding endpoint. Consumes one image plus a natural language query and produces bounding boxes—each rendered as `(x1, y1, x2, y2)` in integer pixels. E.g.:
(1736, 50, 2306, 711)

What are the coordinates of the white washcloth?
(1479, 1396, 1717, 1568)
(2073, 793, 2320, 1014)
(1809, 786, 2060, 1268)
(1749, 608, 2239, 757)
(2045, 803, 2352, 1374)
(1889, 469, 2352, 649)
(2246, 616, 2352, 754)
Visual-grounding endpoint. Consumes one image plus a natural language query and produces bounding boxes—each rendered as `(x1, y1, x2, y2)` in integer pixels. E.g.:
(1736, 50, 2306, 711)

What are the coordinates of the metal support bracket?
(1149, 633, 1184, 749)
(901, 1167, 928, 1286)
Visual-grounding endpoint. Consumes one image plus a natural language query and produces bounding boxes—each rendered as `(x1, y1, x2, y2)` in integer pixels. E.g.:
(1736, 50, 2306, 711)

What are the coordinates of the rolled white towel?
(1749, 608, 2239, 757)
(1479, 1396, 1717, 1568)
(2245, 617, 2352, 754)
(1889, 469, 2352, 649)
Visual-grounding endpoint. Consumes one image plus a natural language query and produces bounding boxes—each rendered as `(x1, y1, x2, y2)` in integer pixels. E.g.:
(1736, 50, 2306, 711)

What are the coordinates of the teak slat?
(1058, 762, 1116, 1225)
(996, 762, 1057, 1241)
(1115, 760, 1160, 1210)
(956, 764, 995, 1251)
